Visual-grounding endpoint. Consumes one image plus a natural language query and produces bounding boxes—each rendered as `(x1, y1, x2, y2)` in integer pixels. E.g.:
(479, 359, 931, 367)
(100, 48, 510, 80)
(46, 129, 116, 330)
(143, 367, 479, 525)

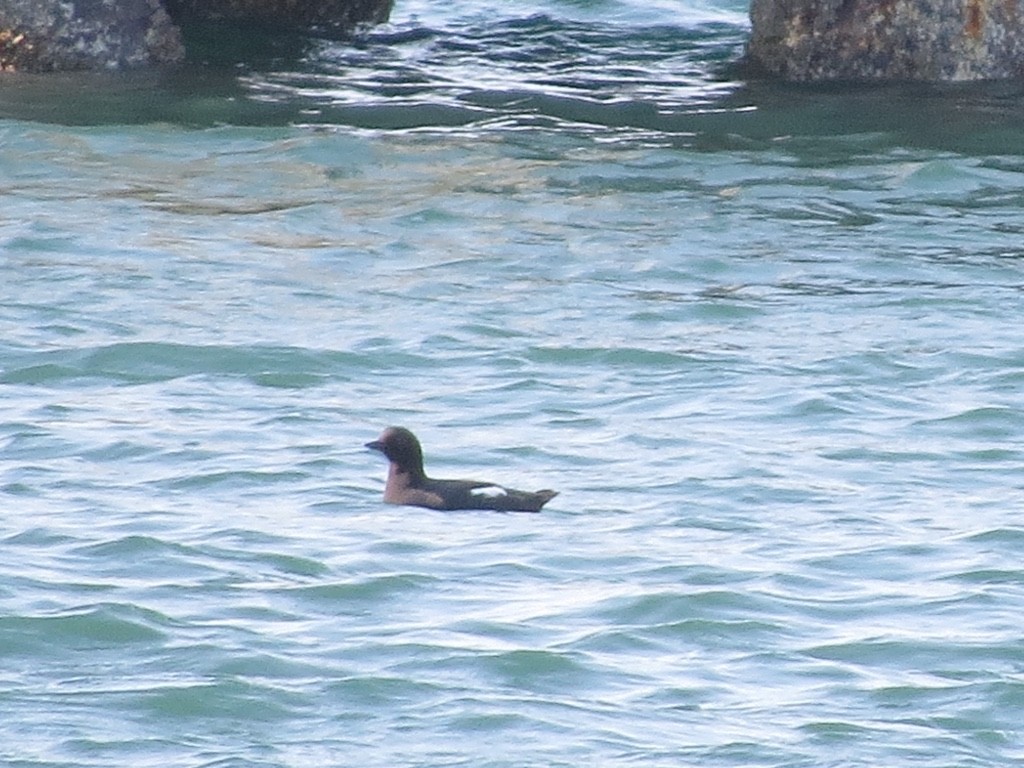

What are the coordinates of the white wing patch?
(470, 485, 508, 498)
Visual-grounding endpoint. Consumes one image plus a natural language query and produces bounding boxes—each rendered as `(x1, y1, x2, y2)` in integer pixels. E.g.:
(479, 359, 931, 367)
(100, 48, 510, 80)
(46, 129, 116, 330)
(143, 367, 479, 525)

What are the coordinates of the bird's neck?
(386, 461, 426, 489)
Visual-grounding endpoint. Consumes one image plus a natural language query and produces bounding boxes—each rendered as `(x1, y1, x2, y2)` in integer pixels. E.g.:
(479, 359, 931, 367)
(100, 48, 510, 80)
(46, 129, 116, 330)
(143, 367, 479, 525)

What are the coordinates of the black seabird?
(366, 426, 558, 512)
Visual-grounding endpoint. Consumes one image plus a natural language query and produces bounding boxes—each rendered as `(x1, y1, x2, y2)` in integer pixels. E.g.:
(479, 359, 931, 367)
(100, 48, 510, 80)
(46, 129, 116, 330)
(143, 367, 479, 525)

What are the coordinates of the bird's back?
(423, 478, 558, 513)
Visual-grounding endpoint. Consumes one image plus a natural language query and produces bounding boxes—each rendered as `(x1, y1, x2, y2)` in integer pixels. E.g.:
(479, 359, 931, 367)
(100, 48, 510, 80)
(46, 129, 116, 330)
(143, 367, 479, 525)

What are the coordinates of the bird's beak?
(365, 440, 384, 452)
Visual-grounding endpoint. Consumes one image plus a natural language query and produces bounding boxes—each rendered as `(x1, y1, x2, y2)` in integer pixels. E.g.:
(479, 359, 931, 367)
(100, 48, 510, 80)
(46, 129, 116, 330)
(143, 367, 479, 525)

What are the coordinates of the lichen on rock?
(0, 0, 184, 72)
(747, 0, 1024, 81)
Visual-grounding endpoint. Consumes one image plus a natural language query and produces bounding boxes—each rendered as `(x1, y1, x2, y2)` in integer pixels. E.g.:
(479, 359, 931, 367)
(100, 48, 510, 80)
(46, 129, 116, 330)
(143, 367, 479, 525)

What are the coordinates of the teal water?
(3, 1, 1024, 765)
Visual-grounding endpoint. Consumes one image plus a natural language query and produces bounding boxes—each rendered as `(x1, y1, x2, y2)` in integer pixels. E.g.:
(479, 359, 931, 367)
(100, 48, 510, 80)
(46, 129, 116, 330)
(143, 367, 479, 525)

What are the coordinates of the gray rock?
(0, 0, 184, 72)
(747, 0, 1024, 81)
(0, 0, 393, 72)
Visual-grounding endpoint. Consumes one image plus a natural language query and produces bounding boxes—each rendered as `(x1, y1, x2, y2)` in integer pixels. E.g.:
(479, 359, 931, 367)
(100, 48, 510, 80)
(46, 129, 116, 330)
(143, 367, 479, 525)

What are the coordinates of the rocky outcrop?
(747, 0, 1024, 81)
(0, 0, 392, 72)
(0, 0, 184, 72)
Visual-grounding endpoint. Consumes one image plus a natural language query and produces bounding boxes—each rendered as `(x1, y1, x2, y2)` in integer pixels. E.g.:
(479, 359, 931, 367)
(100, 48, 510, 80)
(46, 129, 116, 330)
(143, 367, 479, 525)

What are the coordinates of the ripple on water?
(1, 603, 170, 656)
(278, 573, 441, 614)
(0, 342, 377, 388)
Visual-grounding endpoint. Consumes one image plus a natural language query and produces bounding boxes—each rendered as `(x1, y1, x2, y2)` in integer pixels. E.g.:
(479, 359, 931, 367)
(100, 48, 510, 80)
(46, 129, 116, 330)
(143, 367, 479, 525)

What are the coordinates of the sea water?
(2, 0, 1024, 765)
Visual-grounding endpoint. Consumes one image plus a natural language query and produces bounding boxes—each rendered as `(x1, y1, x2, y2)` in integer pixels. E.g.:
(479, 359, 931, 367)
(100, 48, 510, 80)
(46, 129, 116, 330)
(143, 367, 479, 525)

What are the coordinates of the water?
(3, 1, 1024, 765)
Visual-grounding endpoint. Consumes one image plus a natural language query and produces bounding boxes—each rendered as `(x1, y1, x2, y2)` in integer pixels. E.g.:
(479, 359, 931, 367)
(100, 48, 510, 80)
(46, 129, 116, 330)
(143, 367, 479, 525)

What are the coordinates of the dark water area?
(3, 10, 1024, 159)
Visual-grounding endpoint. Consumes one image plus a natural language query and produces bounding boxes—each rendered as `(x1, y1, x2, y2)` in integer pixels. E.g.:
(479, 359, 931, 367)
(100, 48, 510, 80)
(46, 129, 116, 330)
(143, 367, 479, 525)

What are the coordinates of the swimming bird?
(366, 426, 558, 512)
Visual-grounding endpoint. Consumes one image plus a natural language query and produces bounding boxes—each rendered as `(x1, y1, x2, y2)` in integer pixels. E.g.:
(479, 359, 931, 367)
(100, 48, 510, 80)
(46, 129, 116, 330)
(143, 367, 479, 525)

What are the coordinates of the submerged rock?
(747, 0, 1024, 81)
(163, 0, 393, 31)
(0, 0, 393, 72)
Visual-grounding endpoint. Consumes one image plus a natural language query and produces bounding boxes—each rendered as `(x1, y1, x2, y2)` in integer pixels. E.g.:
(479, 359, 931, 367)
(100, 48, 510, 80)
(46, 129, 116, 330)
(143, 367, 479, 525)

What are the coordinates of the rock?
(0, 0, 393, 72)
(747, 0, 1024, 81)
(0, 0, 184, 72)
